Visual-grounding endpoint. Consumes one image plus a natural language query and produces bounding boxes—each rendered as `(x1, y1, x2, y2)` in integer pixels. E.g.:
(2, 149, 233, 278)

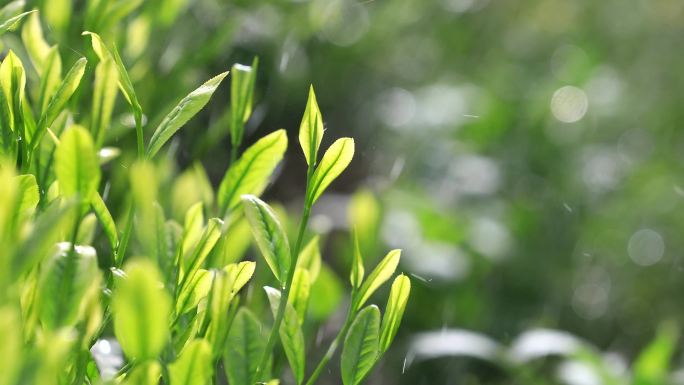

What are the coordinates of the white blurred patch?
(469, 217, 512, 261)
(572, 266, 611, 320)
(403, 242, 470, 282)
(90, 339, 123, 380)
(628, 229, 665, 266)
(376, 88, 417, 129)
(382, 209, 423, 250)
(408, 329, 504, 363)
(580, 147, 624, 194)
(585, 67, 622, 114)
(319, 0, 369, 47)
(551, 86, 588, 123)
(510, 329, 584, 363)
(557, 360, 601, 385)
(441, 0, 489, 13)
(447, 155, 501, 196)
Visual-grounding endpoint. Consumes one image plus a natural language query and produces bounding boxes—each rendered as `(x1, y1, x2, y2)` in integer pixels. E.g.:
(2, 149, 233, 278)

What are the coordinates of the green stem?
(253, 164, 316, 383)
(134, 111, 144, 159)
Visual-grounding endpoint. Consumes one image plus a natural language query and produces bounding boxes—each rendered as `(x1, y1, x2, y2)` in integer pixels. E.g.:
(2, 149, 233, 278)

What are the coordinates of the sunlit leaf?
(356, 249, 401, 309)
(225, 308, 268, 385)
(297, 235, 321, 282)
(241, 194, 290, 283)
(21, 12, 50, 74)
(38, 46, 62, 114)
(0, 10, 34, 36)
(55, 125, 100, 203)
(14, 174, 39, 215)
(91, 55, 118, 146)
(113, 259, 171, 361)
(122, 361, 162, 385)
(307, 138, 354, 205)
(169, 339, 213, 385)
(299, 85, 324, 166)
(34, 58, 87, 149)
(633, 322, 678, 385)
(218, 129, 287, 215)
(147, 71, 228, 158)
(265, 287, 306, 384)
(341, 305, 381, 385)
(290, 268, 311, 325)
(91, 192, 118, 252)
(35, 243, 101, 330)
(350, 231, 364, 289)
(379, 274, 410, 352)
(230, 57, 258, 148)
(176, 269, 213, 316)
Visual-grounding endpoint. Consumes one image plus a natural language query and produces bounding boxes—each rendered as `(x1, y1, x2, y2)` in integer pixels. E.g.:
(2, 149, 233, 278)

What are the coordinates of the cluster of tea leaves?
(0, 2, 410, 385)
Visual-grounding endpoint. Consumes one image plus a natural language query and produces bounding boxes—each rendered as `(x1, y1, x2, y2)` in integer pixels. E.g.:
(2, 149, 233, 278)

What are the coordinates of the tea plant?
(0, 3, 410, 385)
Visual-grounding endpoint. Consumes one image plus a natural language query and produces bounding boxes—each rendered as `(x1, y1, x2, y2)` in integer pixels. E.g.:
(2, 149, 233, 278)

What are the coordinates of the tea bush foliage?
(0, 2, 410, 385)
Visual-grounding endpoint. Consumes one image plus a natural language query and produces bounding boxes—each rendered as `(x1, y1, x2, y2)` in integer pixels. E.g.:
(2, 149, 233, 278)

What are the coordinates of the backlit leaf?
(307, 138, 354, 205)
(218, 129, 287, 215)
(241, 195, 290, 283)
(147, 71, 228, 158)
(169, 339, 213, 385)
(265, 287, 306, 384)
(298, 85, 324, 166)
(356, 249, 401, 309)
(230, 57, 258, 148)
(341, 305, 381, 385)
(379, 274, 410, 352)
(55, 126, 100, 203)
(225, 308, 268, 385)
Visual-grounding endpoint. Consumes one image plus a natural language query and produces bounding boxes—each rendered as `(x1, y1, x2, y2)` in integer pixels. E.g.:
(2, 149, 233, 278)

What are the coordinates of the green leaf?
(297, 235, 322, 282)
(91, 55, 118, 146)
(307, 138, 354, 205)
(113, 259, 171, 361)
(309, 263, 343, 320)
(348, 189, 381, 260)
(218, 129, 288, 215)
(299, 85, 324, 166)
(379, 274, 410, 352)
(181, 202, 204, 258)
(169, 339, 213, 385)
(230, 57, 258, 148)
(633, 322, 678, 385)
(241, 194, 290, 283)
(179, 218, 223, 287)
(36, 243, 101, 330)
(37, 46, 62, 114)
(356, 249, 401, 309)
(350, 231, 364, 289)
(91, 192, 119, 252)
(33, 57, 87, 149)
(83, 31, 142, 117)
(264, 287, 306, 384)
(147, 71, 229, 158)
(55, 126, 100, 203)
(0, 10, 34, 36)
(225, 308, 268, 385)
(290, 268, 311, 325)
(0, 50, 26, 133)
(14, 174, 39, 215)
(122, 361, 161, 385)
(176, 269, 213, 316)
(21, 12, 51, 74)
(341, 305, 381, 385)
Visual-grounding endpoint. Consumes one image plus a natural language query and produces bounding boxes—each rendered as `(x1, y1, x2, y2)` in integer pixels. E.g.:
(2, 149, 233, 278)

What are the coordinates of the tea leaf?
(36, 243, 100, 330)
(241, 195, 290, 283)
(299, 85, 324, 167)
(290, 268, 311, 325)
(21, 12, 50, 74)
(147, 71, 229, 158)
(122, 361, 161, 385)
(113, 259, 171, 361)
(633, 322, 678, 385)
(83, 31, 141, 118)
(218, 129, 287, 215)
(33, 57, 86, 149)
(14, 174, 39, 214)
(91, 56, 118, 146)
(55, 126, 100, 203)
(297, 235, 321, 282)
(180, 218, 223, 287)
(307, 138, 354, 205)
(265, 287, 306, 384)
(356, 249, 401, 309)
(0, 10, 34, 36)
(350, 231, 364, 289)
(91, 192, 118, 252)
(169, 339, 213, 385)
(0, 51, 26, 133)
(225, 308, 268, 385)
(37, 46, 62, 114)
(341, 305, 381, 385)
(230, 57, 258, 148)
(379, 274, 410, 352)
(176, 269, 213, 316)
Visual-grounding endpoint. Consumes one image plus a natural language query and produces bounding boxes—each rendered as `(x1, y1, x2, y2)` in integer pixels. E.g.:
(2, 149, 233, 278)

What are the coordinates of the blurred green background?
(10, 0, 684, 383)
